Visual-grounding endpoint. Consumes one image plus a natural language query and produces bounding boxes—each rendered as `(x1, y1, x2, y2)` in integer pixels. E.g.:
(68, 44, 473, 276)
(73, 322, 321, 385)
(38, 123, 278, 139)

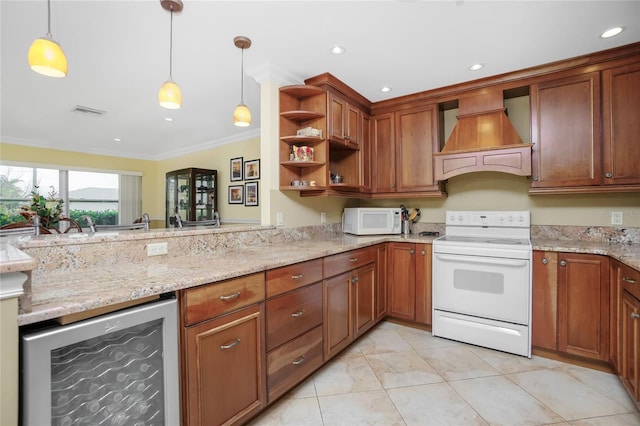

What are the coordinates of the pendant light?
(158, 0, 183, 109)
(233, 36, 252, 127)
(28, 0, 68, 78)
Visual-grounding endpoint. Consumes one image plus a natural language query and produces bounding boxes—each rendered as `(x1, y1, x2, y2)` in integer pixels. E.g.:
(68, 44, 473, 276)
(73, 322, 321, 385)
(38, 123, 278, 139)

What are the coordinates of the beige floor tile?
(419, 346, 500, 381)
(468, 345, 564, 374)
(508, 369, 631, 420)
(313, 354, 382, 396)
(395, 325, 466, 351)
(318, 389, 405, 425)
(356, 327, 415, 355)
(450, 375, 565, 425)
(366, 350, 444, 388)
(286, 376, 317, 399)
(248, 396, 323, 426)
(571, 413, 640, 425)
(387, 382, 489, 426)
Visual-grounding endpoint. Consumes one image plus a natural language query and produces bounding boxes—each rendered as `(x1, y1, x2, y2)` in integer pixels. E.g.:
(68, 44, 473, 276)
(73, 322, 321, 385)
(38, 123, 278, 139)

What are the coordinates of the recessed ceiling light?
(113, 138, 121, 142)
(600, 27, 623, 38)
(165, 117, 173, 122)
(380, 86, 392, 93)
(469, 63, 484, 71)
(330, 45, 345, 55)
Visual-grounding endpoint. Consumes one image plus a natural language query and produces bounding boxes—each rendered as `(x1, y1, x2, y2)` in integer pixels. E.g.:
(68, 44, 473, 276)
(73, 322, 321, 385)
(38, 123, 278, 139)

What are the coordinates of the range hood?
(434, 90, 532, 181)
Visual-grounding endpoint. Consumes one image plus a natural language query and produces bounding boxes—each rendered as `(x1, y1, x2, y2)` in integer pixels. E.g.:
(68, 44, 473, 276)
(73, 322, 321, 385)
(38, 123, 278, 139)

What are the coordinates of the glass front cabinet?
(166, 168, 217, 226)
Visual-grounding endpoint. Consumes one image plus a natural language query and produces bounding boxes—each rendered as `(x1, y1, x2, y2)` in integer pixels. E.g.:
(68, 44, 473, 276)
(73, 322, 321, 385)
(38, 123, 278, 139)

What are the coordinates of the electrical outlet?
(147, 242, 168, 256)
(611, 211, 623, 225)
(276, 212, 284, 226)
(320, 212, 326, 223)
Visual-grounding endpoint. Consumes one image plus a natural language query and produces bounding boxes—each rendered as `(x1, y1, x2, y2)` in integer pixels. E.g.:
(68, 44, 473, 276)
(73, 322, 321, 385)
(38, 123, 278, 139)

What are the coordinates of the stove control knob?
(458, 215, 464, 222)
(517, 216, 524, 222)
(507, 216, 514, 222)
(449, 214, 455, 222)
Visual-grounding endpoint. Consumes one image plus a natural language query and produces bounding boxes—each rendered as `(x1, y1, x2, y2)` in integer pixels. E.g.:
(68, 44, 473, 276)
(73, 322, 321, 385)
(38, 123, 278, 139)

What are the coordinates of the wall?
(156, 138, 261, 226)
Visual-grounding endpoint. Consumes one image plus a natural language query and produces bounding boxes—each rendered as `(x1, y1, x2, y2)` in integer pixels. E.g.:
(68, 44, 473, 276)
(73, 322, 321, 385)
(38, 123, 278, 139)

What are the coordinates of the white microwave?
(342, 207, 402, 235)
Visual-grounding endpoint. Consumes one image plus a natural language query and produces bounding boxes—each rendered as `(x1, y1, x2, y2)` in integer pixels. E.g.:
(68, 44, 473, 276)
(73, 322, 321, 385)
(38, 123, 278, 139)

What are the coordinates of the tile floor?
(249, 321, 640, 426)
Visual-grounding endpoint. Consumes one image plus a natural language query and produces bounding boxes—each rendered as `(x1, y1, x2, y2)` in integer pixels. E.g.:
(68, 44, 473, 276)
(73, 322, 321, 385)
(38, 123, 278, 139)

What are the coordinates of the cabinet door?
(346, 102, 361, 148)
(354, 263, 376, 337)
(530, 72, 602, 188)
(184, 304, 265, 426)
(415, 244, 432, 325)
(361, 112, 372, 192)
(602, 62, 640, 186)
(558, 253, 610, 361)
(375, 244, 388, 321)
(388, 243, 416, 321)
(372, 113, 396, 192)
(610, 260, 623, 372)
(323, 271, 354, 359)
(621, 291, 640, 402)
(328, 92, 347, 144)
(532, 251, 558, 350)
(395, 105, 439, 192)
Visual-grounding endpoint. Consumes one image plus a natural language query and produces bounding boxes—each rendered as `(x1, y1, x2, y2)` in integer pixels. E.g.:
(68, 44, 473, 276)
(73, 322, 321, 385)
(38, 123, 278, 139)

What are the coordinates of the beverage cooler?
(21, 297, 179, 426)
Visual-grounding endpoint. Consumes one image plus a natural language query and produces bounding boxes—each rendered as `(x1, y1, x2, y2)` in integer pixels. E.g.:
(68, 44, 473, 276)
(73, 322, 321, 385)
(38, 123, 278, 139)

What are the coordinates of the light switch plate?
(276, 212, 284, 226)
(147, 242, 168, 256)
(611, 211, 623, 225)
(320, 212, 326, 223)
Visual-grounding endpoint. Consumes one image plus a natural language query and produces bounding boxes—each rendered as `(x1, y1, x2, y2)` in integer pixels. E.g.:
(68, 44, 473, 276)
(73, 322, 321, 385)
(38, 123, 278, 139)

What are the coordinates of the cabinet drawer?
(324, 247, 376, 277)
(267, 325, 323, 403)
(184, 273, 265, 325)
(621, 265, 640, 300)
(266, 282, 322, 351)
(266, 258, 323, 298)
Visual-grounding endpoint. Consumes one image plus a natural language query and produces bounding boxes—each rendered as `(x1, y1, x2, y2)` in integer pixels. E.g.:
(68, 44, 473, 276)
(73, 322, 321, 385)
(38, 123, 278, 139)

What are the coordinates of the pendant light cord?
(240, 47, 245, 103)
(46, 0, 52, 37)
(169, 9, 174, 79)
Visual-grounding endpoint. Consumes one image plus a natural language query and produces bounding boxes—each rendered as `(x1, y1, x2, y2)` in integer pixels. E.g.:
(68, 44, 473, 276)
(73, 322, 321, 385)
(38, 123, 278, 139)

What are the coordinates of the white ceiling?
(1, 1, 639, 161)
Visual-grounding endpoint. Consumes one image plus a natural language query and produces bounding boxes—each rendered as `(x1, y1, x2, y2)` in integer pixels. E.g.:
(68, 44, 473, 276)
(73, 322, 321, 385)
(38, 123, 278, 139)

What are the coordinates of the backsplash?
(531, 225, 640, 244)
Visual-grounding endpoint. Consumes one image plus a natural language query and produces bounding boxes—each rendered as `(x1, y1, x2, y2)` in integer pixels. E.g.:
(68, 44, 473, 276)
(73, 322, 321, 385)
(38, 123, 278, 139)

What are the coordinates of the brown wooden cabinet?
(372, 105, 444, 196)
(265, 260, 324, 403)
(557, 253, 610, 361)
(328, 91, 361, 148)
(532, 251, 559, 350)
(181, 273, 267, 426)
(602, 62, 640, 186)
(375, 243, 388, 321)
(323, 246, 380, 359)
(387, 242, 431, 325)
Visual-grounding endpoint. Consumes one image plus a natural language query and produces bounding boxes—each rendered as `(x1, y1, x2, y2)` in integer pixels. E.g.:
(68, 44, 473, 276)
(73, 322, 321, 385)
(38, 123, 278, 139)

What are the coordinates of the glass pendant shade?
(158, 79, 182, 109)
(233, 104, 251, 127)
(28, 36, 67, 78)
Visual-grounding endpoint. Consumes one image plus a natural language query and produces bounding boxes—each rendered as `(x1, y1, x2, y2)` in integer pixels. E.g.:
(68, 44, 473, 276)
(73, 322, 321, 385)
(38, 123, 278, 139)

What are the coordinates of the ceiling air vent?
(71, 105, 106, 117)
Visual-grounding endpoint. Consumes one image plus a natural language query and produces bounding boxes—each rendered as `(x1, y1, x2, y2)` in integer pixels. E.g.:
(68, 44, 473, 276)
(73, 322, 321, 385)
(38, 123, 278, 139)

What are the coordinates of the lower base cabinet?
(621, 290, 640, 402)
(183, 303, 266, 426)
(387, 242, 431, 324)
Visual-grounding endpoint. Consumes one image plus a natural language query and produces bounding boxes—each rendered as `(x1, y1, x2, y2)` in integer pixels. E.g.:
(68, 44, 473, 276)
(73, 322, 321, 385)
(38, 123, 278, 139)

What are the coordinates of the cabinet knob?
(391, 183, 396, 188)
(605, 172, 613, 178)
(344, 135, 350, 141)
(220, 338, 241, 350)
(532, 176, 539, 181)
(631, 312, 640, 320)
(542, 258, 548, 265)
(622, 277, 637, 284)
(421, 250, 426, 256)
(410, 249, 415, 255)
(351, 276, 359, 284)
(292, 355, 306, 365)
(219, 291, 241, 301)
(560, 260, 567, 267)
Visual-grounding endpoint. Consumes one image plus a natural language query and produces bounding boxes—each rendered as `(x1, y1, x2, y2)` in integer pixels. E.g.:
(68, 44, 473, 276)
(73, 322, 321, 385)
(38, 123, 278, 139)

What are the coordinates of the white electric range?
(432, 211, 533, 357)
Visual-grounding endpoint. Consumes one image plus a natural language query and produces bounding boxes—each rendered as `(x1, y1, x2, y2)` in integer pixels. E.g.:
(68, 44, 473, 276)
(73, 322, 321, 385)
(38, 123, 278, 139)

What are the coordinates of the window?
(0, 164, 141, 228)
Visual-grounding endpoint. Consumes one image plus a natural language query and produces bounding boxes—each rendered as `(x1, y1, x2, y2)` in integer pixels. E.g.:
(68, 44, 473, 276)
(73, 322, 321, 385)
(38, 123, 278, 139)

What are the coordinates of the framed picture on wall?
(230, 157, 243, 181)
(228, 185, 244, 204)
(244, 182, 258, 206)
(244, 159, 260, 180)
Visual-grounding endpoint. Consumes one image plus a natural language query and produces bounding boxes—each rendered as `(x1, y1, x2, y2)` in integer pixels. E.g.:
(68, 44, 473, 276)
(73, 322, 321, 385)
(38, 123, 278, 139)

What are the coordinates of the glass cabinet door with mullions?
(166, 168, 217, 226)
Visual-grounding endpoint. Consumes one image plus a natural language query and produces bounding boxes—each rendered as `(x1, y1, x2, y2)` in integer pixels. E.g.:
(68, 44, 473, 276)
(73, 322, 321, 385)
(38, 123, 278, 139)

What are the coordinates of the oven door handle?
(434, 254, 529, 267)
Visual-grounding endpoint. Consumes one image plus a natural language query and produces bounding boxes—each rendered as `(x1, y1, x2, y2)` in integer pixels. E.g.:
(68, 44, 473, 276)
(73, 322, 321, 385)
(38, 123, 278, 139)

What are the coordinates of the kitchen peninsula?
(2, 223, 640, 424)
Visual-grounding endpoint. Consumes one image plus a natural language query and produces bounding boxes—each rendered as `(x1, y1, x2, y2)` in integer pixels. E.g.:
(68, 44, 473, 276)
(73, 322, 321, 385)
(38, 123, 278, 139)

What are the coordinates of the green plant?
(20, 186, 64, 228)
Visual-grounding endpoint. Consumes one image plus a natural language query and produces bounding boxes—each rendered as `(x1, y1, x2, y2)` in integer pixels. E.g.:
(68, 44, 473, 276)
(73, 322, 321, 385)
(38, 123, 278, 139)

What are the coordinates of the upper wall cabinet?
(530, 57, 640, 194)
(328, 91, 362, 149)
(372, 104, 445, 197)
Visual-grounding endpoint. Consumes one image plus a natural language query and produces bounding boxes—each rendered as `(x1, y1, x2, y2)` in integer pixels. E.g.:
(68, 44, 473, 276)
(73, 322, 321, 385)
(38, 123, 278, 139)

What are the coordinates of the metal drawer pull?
(220, 338, 241, 350)
(219, 291, 241, 301)
(291, 274, 304, 279)
(631, 313, 640, 320)
(623, 277, 637, 284)
(292, 355, 306, 365)
(291, 310, 305, 317)
(349, 258, 358, 262)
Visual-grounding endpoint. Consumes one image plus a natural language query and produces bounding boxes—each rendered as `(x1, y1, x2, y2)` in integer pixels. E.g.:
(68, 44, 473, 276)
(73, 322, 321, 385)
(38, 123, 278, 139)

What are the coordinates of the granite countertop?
(4, 232, 639, 326)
